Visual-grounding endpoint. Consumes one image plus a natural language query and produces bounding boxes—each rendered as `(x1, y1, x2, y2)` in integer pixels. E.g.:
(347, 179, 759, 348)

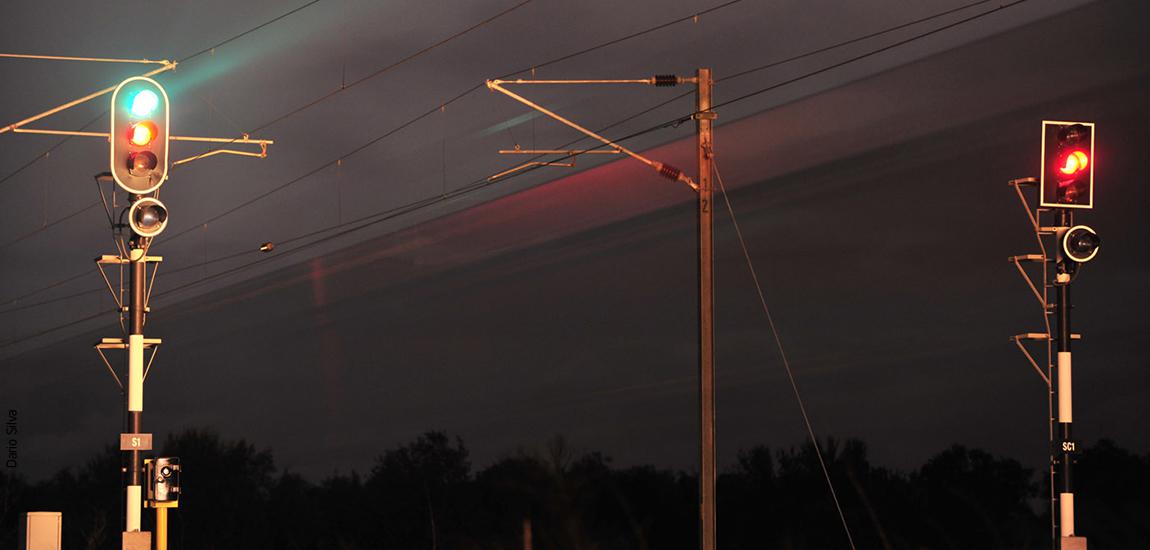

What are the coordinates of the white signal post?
(1008, 120, 1100, 550)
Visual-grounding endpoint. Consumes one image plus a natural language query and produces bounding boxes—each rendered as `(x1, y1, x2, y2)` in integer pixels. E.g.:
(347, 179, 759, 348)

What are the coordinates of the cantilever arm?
(0, 62, 176, 134)
(8, 127, 274, 167)
(486, 79, 697, 191)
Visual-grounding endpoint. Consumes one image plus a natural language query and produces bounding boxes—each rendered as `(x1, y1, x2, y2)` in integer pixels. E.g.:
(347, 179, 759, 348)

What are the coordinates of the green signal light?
(130, 90, 160, 117)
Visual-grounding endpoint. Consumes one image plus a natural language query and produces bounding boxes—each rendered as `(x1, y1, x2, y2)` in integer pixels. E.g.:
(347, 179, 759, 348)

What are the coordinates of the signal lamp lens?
(128, 121, 158, 146)
(1067, 230, 1099, 256)
(127, 197, 169, 238)
(1059, 150, 1089, 176)
(135, 205, 165, 229)
(1058, 124, 1089, 146)
(127, 151, 158, 175)
(130, 90, 160, 117)
(133, 203, 168, 235)
(1062, 226, 1100, 263)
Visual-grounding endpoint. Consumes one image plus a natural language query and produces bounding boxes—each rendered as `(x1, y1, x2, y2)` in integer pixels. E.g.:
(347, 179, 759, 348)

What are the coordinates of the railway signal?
(1041, 121, 1095, 209)
(111, 77, 170, 194)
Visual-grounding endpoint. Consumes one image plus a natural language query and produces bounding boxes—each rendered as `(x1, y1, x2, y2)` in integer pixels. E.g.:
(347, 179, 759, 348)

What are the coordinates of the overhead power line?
(2, 0, 1024, 349)
(709, 0, 1028, 114)
(5, 0, 729, 312)
(169, 0, 1027, 288)
(1, 0, 1007, 318)
(158, 0, 740, 244)
(248, 0, 532, 135)
(0, 0, 534, 250)
(0, 110, 106, 189)
(0, 202, 101, 251)
(0, 0, 322, 190)
(177, 0, 322, 63)
(475, 0, 1000, 189)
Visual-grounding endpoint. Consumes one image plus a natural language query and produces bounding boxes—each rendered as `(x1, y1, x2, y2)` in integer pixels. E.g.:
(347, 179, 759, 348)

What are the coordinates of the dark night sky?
(2, 0, 1149, 481)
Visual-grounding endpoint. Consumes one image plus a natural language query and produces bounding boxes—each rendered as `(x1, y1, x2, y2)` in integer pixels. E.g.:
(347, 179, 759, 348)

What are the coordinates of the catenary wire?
(720, 0, 991, 82)
(160, 0, 743, 243)
(709, 0, 1028, 113)
(0, 0, 321, 189)
(165, 0, 533, 175)
(0, 246, 253, 316)
(0, 0, 533, 250)
(0, 201, 101, 250)
(145, 0, 1029, 298)
(0, 110, 107, 189)
(2, 0, 1009, 316)
(534, 0, 1030, 179)
(0, 0, 326, 306)
(0, 0, 325, 240)
(176, 0, 322, 64)
(1, 0, 745, 309)
(439, 0, 1010, 197)
(161, 0, 1007, 260)
(246, 0, 532, 135)
(3, 0, 1023, 346)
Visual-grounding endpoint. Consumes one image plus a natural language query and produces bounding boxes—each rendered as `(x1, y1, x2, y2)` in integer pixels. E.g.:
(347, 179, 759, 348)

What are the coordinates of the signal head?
(145, 457, 181, 503)
(110, 77, 170, 194)
(1040, 120, 1095, 209)
(127, 197, 169, 238)
(1061, 225, 1100, 264)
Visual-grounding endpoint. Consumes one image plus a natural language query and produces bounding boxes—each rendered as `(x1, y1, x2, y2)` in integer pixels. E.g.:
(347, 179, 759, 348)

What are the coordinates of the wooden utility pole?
(696, 68, 716, 550)
(486, 69, 715, 549)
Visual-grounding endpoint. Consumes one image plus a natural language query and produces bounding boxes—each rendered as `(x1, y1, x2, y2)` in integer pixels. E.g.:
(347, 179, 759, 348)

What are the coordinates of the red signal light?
(1059, 150, 1089, 176)
(127, 121, 158, 147)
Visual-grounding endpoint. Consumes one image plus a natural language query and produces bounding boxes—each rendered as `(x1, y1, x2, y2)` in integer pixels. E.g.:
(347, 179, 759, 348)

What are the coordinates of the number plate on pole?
(120, 433, 153, 451)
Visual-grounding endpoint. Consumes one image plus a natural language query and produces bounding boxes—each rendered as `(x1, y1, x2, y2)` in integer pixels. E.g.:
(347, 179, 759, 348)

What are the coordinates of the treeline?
(1, 430, 1147, 549)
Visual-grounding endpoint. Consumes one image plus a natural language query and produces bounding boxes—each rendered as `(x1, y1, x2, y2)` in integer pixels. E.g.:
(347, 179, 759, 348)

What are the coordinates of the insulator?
(653, 74, 678, 87)
(658, 163, 682, 181)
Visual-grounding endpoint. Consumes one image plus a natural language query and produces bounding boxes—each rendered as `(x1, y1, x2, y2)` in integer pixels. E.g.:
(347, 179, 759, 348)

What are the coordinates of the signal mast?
(1010, 121, 1100, 550)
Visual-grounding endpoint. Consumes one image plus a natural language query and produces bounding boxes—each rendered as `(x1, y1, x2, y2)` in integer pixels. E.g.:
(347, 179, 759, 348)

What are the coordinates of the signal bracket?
(93, 337, 162, 390)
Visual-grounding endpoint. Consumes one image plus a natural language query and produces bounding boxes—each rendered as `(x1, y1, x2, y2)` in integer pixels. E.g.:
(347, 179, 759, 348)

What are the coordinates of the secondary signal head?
(1060, 224, 1100, 264)
(127, 197, 169, 238)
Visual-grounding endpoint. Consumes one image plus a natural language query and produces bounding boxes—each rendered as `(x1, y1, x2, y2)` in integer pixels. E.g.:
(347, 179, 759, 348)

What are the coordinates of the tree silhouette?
(160, 428, 276, 550)
(4, 429, 1144, 550)
(365, 431, 471, 548)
